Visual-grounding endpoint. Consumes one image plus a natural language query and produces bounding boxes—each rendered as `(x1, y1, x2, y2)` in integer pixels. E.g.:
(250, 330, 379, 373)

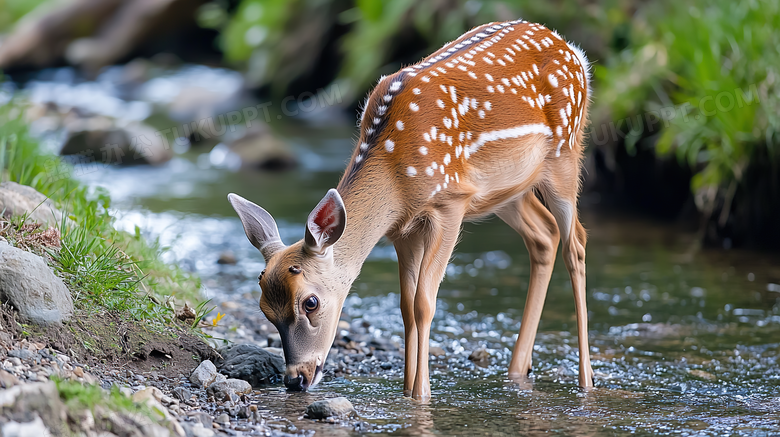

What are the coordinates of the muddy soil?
(2, 304, 217, 380)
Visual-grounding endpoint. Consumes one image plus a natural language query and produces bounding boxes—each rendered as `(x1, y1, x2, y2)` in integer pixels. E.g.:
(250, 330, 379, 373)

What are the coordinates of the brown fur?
(234, 20, 594, 399)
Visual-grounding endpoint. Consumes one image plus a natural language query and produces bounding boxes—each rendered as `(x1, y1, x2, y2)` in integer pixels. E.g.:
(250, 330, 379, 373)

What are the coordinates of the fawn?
(229, 19, 593, 400)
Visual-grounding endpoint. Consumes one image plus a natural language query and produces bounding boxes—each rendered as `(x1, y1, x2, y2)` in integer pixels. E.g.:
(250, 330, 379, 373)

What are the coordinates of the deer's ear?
(228, 193, 285, 261)
(304, 189, 346, 255)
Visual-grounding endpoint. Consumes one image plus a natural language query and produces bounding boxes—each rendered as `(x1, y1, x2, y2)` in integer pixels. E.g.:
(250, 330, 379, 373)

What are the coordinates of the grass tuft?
(0, 96, 203, 330)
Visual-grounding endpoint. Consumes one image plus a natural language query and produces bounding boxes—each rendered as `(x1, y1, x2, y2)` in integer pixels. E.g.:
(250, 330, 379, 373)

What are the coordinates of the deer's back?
(340, 19, 591, 221)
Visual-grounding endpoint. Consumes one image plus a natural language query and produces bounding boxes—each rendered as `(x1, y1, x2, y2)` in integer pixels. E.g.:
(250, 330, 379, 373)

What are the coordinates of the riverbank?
(0, 98, 223, 435)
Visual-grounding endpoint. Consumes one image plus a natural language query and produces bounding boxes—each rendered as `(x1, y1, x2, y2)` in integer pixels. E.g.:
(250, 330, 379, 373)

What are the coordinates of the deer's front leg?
(394, 236, 425, 396)
(412, 209, 464, 401)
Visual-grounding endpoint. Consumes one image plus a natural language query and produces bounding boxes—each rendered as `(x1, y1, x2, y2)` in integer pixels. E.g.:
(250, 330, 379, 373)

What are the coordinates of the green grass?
(54, 378, 174, 431)
(56, 378, 140, 413)
(0, 98, 203, 327)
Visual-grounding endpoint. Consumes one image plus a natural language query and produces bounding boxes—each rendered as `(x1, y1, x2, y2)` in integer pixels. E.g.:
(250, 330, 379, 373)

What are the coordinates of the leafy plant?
(595, 0, 780, 219)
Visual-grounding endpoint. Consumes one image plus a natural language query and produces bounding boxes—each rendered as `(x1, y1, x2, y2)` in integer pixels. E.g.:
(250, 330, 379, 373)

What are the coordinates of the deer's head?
(228, 189, 347, 391)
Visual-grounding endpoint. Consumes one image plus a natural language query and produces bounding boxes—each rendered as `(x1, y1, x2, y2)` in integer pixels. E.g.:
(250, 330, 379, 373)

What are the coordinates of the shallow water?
(35, 66, 779, 435)
(73, 122, 780, 436)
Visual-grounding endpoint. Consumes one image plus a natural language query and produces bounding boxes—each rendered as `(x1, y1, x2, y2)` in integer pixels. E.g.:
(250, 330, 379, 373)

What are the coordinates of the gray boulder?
(304, 397, 356, 420)
(1, 416, 51, 437)
(206, 378, 252, 401)
(217, 344, 285, 388)
(226, 126, 296, 171)
(60, 121, 173, 166)
(0, 182, 66, 228)
(0, 381, 67, 432)
(189, 360, 224, 388)
(0, 242, 73, 324)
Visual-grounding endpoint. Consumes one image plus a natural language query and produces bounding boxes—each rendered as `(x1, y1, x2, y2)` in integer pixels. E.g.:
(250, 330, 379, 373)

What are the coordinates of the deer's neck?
(332, 167, 400, 287)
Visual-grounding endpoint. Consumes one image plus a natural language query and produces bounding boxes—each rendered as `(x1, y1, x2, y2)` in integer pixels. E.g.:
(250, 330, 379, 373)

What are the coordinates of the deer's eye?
(303, 295, 319, 313)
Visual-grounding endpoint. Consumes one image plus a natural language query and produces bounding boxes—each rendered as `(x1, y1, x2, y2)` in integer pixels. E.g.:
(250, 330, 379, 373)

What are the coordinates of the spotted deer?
(228, 19, 593, 400)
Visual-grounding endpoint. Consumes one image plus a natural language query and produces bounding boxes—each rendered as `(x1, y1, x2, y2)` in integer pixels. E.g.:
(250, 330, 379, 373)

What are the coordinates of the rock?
(206, 379, 252, 400)
(429, 346, 446, 358)
(263, 347, 284, 358)
(0, 369, 19, 388)
(132, 387, 163, 403)
(0, 242, 74, 324)
(119, 386, 133, 397)
(171, 386, 191, 401)
(688, 369, 716, 381)
(215, 413, 230, 426)
(103, 409, 172, 437)
(226, 126, 296, 171)
(266, 333, 281, 348)
(380, 362, 392, 370)
(8, 349, 35, 361)
(216, 251, 237, 265)
(134, 396, 183, 437)
(189, 360, 219, 388)
(60, 121, 173, 166)
(0, 381, 67, 432)
(187, 411, 212, 429)
(304, 397, 356, 420)
(368, 336, 399, 351)
(217, 344, 285, 388)
(182, 422, 215, 437)
(236, 405, 250, 419)
(468, 348, 490, 368)
(0, 182, 67, 227)
(1, 415, 50, 437)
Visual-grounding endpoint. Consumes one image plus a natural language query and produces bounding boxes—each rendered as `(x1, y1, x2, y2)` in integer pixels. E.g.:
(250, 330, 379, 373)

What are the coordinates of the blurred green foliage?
(0, 0, 52, 32)
(208, 0, 626, 99)
(596, 0, 779, 213)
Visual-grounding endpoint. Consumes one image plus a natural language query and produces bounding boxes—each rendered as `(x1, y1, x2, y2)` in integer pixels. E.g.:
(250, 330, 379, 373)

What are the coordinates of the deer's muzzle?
(283, 356, 324, 392)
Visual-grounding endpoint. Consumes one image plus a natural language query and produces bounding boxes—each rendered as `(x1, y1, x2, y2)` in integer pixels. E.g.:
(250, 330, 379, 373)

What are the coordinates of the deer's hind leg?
(497, 193, 560, 379)
(543, 161, 594, 388)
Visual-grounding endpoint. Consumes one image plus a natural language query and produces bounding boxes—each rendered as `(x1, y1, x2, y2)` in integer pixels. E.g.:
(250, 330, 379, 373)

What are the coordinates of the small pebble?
(216, 413, 230, 425)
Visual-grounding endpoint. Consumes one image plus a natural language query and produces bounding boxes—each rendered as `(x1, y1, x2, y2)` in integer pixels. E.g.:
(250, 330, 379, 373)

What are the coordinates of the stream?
(18, 66, 780, 435)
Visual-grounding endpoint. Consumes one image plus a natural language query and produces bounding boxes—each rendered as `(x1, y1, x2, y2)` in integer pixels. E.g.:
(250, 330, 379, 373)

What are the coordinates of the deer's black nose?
(284, 374, 306, 391)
